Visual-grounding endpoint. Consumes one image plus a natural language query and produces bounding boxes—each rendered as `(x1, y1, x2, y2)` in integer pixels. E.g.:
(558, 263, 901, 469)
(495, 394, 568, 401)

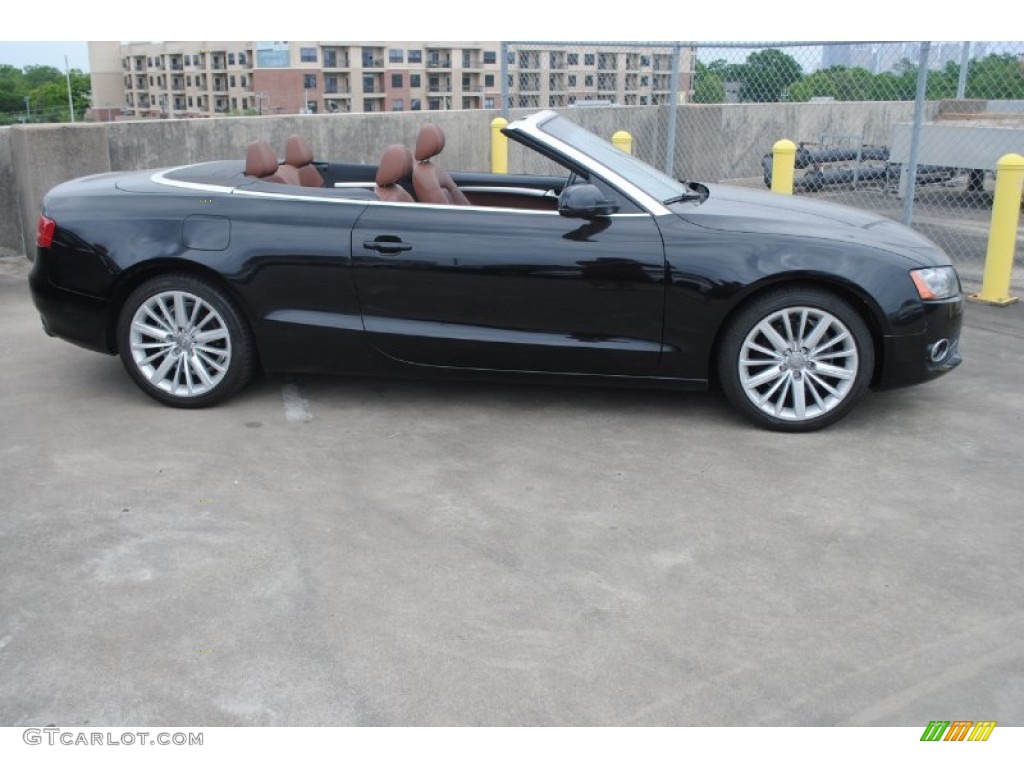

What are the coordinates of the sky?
(0, 41, 89, 71)
(0, 0, 1011, 73)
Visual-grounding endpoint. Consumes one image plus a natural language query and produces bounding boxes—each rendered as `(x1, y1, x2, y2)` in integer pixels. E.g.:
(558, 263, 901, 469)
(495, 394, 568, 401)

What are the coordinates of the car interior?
(238, 124, 566, 211)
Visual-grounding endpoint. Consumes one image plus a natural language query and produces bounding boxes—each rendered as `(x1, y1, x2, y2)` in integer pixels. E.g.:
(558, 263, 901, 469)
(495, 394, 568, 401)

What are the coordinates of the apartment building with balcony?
(88, 41, 693, 120)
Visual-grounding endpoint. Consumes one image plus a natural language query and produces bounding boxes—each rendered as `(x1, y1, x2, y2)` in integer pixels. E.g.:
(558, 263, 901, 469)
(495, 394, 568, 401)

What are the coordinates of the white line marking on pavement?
(281, 380, 313, 423)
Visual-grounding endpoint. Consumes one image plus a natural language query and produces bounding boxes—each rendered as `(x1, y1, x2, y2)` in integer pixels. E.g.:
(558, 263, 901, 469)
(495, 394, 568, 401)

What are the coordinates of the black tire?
(116, 273, 256, 408)
(717, 287, 874, 432)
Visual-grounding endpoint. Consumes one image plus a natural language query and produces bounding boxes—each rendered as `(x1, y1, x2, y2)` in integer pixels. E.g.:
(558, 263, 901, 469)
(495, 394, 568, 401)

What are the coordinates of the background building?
(88, 41, 694, 120)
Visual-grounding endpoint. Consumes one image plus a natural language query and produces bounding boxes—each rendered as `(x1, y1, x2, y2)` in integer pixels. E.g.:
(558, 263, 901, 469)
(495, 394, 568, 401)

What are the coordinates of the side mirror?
(558, 184, 618, 219)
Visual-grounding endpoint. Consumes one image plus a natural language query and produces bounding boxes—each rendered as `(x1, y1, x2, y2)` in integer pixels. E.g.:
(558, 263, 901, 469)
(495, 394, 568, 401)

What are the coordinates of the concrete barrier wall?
(9, 124, 112, 258)
(1, 102, 942, 258)
(0, 128, 24, 257)
(685, 101, 940, 182)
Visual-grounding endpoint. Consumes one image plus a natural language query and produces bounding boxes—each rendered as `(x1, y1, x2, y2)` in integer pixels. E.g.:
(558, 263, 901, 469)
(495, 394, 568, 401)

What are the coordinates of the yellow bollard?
(490, 117, 508, 174)
(771, 139, 797, 195)
(612, 130, 633, 155)
(970, 153, 1024, 306)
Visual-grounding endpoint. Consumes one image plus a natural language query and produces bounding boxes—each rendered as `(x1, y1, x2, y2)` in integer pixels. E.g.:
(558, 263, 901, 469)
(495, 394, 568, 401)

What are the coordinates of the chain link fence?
(502, 41, 1024, 285)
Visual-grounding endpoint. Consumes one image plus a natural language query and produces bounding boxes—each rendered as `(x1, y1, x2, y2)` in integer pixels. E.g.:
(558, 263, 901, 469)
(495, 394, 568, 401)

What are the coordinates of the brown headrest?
(245, 141, 279, 177)
(376, 144, 414, 186)
(414, 124, 445, 162)
(285, 134, 314, 167)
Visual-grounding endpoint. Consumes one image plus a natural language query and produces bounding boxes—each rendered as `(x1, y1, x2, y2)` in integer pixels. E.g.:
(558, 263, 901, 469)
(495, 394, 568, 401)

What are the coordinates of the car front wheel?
(718, 287, 874, 432)
(116, 274, 255, 407)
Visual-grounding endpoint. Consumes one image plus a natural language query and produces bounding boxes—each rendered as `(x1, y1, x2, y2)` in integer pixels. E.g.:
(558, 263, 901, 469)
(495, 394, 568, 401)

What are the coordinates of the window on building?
(484, 74, 494, 87)
(389, 49, 404, 63)
(584, 53, 595, 66)
(567, 53, 579, 66)
(300, 47, 317, 63)
(428, 75, 440, 92)
(149, 76, 154, 86)
(188, 96, 194, 107)
(410, 74, 421, 88)
(148, 57, 153, 66)
(241, 76, 247, 87)
(238, 53, 247, 66)
(391, 73, 403, 88)
(392, 99, 403, 111)
(187, 75, 192, 86)
(484, 96, 494, 109)
(304, 74, 317, 89)
(483, 50, 496, 65)
(231, 97, 238, 110)
(230, 75, 236, 87)
(585, 75, 594, 87)
(363, 74, 376, 92)
(408, 49, 422, 63)
(228, 53, 235, 66)
(428, 98, 441, 110)
(462, 75, 471, 90)
(462, 50, 472, 68)
(410, 98, 421, 111)
(307, 101, 318, 114)
(568, 75, 576, 87)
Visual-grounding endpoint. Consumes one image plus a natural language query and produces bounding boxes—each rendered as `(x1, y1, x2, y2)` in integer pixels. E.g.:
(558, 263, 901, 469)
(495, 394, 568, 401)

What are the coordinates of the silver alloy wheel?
(128, 290, 232, 397)
(738, 305, 859, 422)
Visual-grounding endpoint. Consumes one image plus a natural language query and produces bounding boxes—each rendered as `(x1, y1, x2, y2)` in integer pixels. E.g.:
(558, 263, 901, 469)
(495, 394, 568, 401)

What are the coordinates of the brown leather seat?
(281, 134, 323, 187)
(244, 141, 285, 184)
(412, 124, 470, 205)
(375, 144, 415, 203)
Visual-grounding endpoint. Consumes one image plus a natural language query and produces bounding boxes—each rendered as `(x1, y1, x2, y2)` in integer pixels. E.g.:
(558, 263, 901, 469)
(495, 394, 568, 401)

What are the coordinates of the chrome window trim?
(460, 186, 555, 197)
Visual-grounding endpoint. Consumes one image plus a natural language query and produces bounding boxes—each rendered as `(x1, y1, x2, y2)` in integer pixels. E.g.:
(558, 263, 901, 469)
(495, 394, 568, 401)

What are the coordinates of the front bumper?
(875, 296, 963, 390)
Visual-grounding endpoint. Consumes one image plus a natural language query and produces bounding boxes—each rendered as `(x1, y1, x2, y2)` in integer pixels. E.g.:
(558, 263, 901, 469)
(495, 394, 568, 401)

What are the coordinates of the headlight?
(910, 267, 960, 301)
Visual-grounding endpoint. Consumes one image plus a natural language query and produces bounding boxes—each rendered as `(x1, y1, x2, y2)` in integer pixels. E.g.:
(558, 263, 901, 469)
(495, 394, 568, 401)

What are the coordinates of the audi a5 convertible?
(29, 110, 963, 431)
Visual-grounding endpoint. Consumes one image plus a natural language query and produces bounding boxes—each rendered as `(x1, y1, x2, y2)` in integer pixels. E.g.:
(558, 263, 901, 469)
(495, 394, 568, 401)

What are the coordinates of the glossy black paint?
(29, 148, 962, 396)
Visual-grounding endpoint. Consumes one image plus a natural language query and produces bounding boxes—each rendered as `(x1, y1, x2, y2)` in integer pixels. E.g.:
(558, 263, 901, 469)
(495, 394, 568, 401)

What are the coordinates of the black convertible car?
(30, 110, 962, 431)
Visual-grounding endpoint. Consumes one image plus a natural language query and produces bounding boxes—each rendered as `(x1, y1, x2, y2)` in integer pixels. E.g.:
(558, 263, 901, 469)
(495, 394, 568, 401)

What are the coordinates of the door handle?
(363, 238, 412, 253)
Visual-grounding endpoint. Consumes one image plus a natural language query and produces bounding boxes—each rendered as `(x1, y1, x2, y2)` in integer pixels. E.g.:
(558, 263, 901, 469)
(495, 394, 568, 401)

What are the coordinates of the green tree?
(0, 64, 90, 123)
(692, 60, 725, 103)
(0, 64, 28, 114)
(966, 54, 1024, 99)
(22, 65, 63, 89)
(788, 66, 876, 102)
(738, 49, 803, 102)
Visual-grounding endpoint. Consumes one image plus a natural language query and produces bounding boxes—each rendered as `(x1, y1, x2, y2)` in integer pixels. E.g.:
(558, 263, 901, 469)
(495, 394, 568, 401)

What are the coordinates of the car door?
(350, 197, 666, 376)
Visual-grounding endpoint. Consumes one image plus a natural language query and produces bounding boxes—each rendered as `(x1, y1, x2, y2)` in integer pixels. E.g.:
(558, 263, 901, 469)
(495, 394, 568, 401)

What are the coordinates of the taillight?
(37, 215, 56, 248)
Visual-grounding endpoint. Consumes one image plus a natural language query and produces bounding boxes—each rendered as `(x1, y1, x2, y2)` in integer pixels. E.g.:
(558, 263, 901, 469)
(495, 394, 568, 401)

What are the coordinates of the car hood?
(676, 184, 950, 267)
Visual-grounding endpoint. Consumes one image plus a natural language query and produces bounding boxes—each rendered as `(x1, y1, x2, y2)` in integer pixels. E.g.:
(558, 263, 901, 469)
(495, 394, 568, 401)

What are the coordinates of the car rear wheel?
(116, 274, 255, 407)
(718, 287, 874, 432)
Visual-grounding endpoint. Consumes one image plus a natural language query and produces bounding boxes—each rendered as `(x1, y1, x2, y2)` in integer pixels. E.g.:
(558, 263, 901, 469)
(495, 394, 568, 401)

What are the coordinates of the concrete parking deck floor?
(1, 256, 1022, 726)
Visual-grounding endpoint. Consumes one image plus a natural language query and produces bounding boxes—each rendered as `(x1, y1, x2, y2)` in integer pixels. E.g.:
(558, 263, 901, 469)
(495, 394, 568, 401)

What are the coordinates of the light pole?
(256, 91, 267, 116)
(65, 54, 75, 122)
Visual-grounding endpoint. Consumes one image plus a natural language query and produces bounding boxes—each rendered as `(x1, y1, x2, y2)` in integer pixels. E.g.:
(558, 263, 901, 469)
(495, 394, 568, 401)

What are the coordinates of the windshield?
(538, 114, 687, 203)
